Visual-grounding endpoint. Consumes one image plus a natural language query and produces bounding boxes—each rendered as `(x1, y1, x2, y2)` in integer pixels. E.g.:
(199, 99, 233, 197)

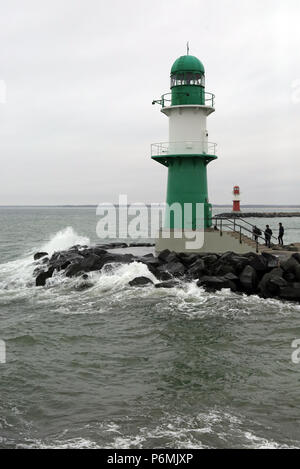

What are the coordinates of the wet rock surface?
(129, 277, 154, 287)
(32, 243, 300, 302)
(34, 252, 48, 261)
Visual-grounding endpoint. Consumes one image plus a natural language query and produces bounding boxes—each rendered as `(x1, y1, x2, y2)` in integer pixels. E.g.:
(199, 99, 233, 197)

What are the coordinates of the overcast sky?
(0, 0, 299, 205)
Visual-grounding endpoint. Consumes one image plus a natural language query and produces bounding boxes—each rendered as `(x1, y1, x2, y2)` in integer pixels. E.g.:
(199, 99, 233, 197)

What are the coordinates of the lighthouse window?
(171, 72, 204, 87)
(185, 72, 193, 85)
(194, 74, 202, 86)
(176, 73, 184, 85)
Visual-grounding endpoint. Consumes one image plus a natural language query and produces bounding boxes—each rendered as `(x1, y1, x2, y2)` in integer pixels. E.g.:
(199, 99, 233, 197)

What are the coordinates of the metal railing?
(215, 216, 278, 243)
(152, 92, 215, 108)
(151, 141, 217, 157)
(213, 216, 277, 253)
(228, 216, 278, 244)
(205, 92, 215, 107)
(161, 93, 171, 107)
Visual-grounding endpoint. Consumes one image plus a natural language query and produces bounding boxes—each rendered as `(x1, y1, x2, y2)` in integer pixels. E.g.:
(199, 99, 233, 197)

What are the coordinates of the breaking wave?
(0, 227, 90, 290)
(12, 409, 298, 449)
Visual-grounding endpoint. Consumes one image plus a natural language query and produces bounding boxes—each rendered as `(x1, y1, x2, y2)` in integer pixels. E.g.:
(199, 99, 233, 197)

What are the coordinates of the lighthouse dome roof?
(171, 55, 205, 75)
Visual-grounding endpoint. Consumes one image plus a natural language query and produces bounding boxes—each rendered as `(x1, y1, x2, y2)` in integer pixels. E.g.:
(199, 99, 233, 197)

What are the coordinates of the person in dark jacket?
(252, 225, 262, 242)
(264, 225, 273, 248)
(278, 223, 284, 246)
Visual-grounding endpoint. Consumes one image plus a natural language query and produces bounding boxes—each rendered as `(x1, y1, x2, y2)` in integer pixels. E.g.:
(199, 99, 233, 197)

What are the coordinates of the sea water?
(1, 206, 300, 449)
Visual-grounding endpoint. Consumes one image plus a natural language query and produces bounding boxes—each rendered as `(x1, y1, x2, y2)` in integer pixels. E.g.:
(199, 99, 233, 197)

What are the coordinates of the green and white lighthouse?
(151, 51, 217, 250)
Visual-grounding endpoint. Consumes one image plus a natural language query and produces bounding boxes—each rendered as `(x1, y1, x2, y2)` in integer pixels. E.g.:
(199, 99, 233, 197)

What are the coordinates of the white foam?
(90, 261, 158, 293)
(40, 226, 90, 255)
(17, 437, 100, 449)
(11, 409, 299, 449)
(0, 227, 90, 291)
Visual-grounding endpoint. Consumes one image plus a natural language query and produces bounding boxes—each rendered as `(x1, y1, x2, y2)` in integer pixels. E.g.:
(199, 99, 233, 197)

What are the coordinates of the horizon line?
(1, 204, 300, 208)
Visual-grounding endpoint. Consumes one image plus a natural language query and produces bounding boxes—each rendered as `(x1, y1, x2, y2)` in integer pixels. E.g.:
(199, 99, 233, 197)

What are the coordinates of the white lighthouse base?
(155, 228, 257, 254)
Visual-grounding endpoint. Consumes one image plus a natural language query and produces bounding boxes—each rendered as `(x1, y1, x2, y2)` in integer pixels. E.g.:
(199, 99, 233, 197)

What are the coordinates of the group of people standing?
(252, 223, 284, 248)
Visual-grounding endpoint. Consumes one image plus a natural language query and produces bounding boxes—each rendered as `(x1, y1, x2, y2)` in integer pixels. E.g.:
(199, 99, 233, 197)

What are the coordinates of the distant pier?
(216, 212, 300, 218)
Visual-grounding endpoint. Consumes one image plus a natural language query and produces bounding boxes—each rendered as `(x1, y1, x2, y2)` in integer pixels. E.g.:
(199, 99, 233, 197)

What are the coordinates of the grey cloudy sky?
(0, 0, 300, 205)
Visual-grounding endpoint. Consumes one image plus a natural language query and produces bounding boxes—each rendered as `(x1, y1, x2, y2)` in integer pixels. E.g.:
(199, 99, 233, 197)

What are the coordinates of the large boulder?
(279, 284, 300, 301)
(155, 280, 180, 289)
(248, 255, 268, 273)
(89, 247, 108, 258)
(177, 252, 200, 267)
(223, 272, 239, 282)
(132, 256, 163, 280)
(262, 252, 279, 269)
(158, 261, 186, 277)
(186, 258, 206, 278)
(36, 267, 54, 286)
(212, 252, 246, 277)
(258, 268, 285, 298)
(283, 272, 296, 282)
(268, 276, 288, 294)
(64, 251, 131, 277)
(158, 249, 171, 263)
(49, 251, 84, 271)
(78, 247, 106, 258)
(224, 255, 250, 274)
(34, 252, 48, 261)
(239, 265, 258, 293)
(295, 265, 300, 282)
(129, 276, 154, 287)
(138, 256, 161, 268)
(214, 263, 236, 276)
(80, 254, 102, 271)
(111, 242, 129, 248)
(129, 242, 154, 247)
(65, 262, 85, 277)
(202, 254, 219, 266)
(136, 256, 162, 278)
(94, 243, 117, 250)
(218, 251, 235, 263)
(197, 275, 237, 292)
(157, 271, 173, 281)
(98, 253, 134, 270)
(152, 269, 173, 281)
(165, 252, 180, 264)
(292, 253, 300, 264)
(281, 257, 300, 274)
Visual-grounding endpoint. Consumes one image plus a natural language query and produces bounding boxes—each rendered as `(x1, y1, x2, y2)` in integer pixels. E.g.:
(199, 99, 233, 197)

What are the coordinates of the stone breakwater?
(216, 212, 300, 218)
(31, 243, 300, 303)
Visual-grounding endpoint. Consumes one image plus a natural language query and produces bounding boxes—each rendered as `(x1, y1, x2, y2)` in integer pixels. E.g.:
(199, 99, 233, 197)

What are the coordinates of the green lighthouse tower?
(151, 52, 217, 238)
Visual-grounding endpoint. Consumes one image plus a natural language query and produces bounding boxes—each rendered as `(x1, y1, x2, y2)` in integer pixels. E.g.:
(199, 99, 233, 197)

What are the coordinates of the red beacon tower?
(232, 186, 241, 212)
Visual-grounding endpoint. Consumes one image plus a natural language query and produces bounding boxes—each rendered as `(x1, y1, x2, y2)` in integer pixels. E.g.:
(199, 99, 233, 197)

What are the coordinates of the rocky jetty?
(32, 242, 300, 302)
(216, 212, 300, 218)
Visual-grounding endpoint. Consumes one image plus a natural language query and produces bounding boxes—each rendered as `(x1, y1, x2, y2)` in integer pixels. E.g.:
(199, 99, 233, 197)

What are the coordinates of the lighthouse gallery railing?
(151, 141, 217, 157)
(157, 92, 215, 108)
